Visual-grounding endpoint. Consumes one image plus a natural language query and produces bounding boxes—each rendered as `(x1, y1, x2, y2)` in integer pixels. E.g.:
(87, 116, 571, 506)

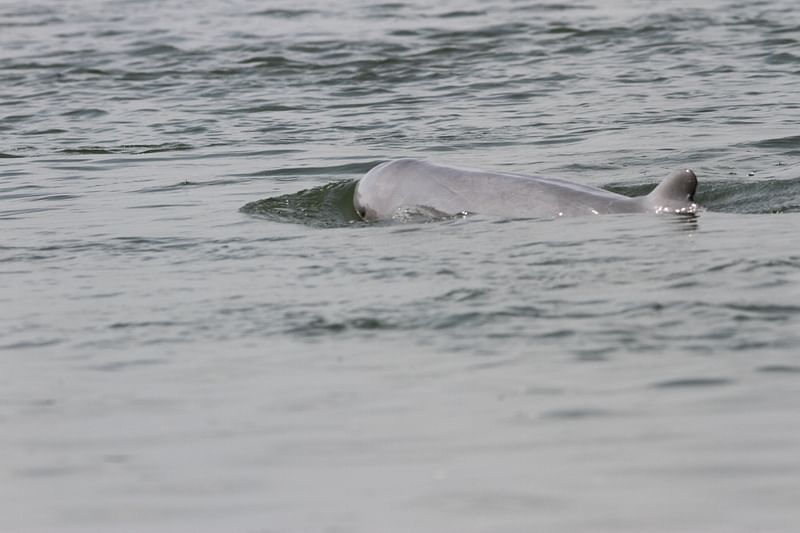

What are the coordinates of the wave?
(696, 177, 800, 214)
(240, 180, 360, 228)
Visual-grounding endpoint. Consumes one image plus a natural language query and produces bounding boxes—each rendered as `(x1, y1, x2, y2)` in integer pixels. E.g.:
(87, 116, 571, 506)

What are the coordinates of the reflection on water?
(665, 212, 700, 232)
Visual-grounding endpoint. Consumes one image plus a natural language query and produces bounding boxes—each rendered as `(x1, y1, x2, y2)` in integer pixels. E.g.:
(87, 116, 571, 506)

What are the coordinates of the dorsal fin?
(648, 169, 698, 203)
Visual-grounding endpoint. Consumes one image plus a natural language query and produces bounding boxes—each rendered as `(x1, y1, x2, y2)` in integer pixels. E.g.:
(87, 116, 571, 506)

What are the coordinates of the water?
(2, 0, 800, 531)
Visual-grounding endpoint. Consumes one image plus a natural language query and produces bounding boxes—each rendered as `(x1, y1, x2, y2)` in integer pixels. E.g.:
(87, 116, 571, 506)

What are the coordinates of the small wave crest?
(698, 176, 800, 214)
(240, 180, 360, 228)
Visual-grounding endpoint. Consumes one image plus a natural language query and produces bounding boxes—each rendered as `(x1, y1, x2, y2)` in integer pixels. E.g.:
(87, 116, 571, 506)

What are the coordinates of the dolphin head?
(644, 168, 698, 214)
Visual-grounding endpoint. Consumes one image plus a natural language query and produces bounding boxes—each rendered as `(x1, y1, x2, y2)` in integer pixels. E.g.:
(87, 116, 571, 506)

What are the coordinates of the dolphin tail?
(647, 169, 698, 204)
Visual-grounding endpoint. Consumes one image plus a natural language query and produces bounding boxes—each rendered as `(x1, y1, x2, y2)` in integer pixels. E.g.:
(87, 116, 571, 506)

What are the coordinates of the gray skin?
(354, 159, 698, 221)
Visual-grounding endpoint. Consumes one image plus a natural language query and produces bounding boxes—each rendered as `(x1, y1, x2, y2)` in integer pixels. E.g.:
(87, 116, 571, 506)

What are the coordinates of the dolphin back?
(354, 159, 699, 220)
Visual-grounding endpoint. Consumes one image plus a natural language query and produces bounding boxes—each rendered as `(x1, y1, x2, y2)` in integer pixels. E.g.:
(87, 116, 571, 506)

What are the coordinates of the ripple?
(0, 338, 62, 350)
(725, 303, 800, 320)
(436, 10, 487, 19)
(765, 51, 800, 65)
(541, 408, 614, 419)
(129, 43, 184, 56)
(241, 162, 375, 178)
(31, 194, 78, 201)
(133, 179, 237, 193)
(60, 108, 108, 118)
(756, 365, 800, 374)
(247, 8, 318, 18)
(87, 358, 164, 372)
(652, 378, 734, 389)
(59, 143, 194, 155)
(434, 288, 489, 302)
(286, 315, 395, 336)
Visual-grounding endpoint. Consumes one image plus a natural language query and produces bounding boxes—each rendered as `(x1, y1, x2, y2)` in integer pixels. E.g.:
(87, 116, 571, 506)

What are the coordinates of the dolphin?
(354, 159, 698, 221)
